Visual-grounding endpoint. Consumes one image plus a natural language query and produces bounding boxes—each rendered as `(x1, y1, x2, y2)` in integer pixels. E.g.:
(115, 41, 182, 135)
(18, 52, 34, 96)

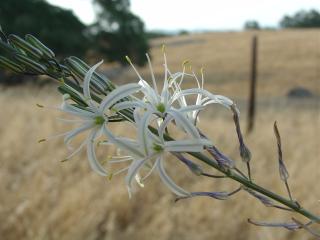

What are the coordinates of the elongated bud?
(191, 191, 229, 200)
(173, 153, 203, 176)
(69, 56, 114, 90)
(8, 34, 43, 59)
(206, 145, 235, 169)
(248, 219, 302, 230)
(0, 56, 24, 73)
(240, 144, 251, 163)
(25, 34, 55, 59)
(291, 218, 320, 237)
(0, 40, 17, 54)
(231, 104, 251, 163)
(176, 188, 241, 202)
(273, 121, 289, 181)
(64, 57, 111, 93)
(244, 187, 293, 211)
(14, 53, 47, 74)
(58, 85, 87, 106)
(244, 187, 274, 207)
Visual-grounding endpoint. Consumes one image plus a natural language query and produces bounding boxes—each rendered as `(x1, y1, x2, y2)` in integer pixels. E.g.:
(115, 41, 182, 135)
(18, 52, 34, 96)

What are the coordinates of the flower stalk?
(1, 30, 319, 235)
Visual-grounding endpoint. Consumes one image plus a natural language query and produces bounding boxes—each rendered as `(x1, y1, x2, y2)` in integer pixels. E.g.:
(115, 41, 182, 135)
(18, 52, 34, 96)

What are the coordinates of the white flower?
(50, 61, 141, 176)
(103, 109, 211, 197)
(116, 51, 236, 129)
(117, 53, 205, 120)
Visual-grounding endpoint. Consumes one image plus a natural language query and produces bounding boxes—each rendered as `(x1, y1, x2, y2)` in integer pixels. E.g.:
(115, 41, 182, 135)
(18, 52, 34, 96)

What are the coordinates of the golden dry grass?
(0, 30, 320, 240)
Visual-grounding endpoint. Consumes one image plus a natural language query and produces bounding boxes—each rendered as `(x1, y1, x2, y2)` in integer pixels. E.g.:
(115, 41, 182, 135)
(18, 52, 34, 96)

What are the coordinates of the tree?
(0, 0, 89, 58)
(280, 9, 320, 28)
(244, 20, 260, 30)
(92, 0, 149, 66)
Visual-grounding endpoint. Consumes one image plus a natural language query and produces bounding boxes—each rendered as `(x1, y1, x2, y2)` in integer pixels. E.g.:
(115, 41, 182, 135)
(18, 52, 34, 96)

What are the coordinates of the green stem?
(190, 151, 320, 223)
(147, 126, 320, 223)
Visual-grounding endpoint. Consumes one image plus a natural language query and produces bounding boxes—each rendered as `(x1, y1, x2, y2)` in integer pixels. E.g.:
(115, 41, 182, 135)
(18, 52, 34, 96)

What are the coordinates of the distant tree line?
(244, 9, 320, 30)
(0, 0, 149, 66)
(280, 9, 320, 28)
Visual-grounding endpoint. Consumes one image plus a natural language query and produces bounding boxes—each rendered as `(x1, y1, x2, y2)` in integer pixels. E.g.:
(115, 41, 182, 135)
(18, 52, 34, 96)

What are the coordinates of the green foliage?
(244, 20, 260, 30)
(93, 0, 149, 66)
(178, 30, 189, 36)
(280, 9, 320, 28)
(146, 31, 172, 39)
(0, 0, 89, 58)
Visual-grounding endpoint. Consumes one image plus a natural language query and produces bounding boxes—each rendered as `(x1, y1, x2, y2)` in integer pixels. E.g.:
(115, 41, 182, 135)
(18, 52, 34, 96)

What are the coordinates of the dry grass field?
(0, 30, 319, 240)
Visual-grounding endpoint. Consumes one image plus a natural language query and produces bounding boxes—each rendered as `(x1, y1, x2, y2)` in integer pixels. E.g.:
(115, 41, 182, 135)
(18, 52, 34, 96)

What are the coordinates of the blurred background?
(0, 0, 319, 239)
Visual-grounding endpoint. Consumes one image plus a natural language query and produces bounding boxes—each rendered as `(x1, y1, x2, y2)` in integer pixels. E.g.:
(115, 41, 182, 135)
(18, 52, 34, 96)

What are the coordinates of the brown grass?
(0, 30, 319, 239)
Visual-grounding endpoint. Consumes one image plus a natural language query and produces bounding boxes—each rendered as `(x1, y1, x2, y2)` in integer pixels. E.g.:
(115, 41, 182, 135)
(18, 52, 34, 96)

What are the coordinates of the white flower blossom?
(103, 109, 211, 197)
(48, 61, 141, 176)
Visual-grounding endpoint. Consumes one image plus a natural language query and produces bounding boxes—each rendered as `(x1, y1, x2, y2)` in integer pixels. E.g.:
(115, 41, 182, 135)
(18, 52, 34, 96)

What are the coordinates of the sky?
(47, 0, 320, 31)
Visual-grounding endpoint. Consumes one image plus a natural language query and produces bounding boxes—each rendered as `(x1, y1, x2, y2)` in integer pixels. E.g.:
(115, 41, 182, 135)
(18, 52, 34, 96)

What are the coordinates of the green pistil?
(95, 116, 105, 125)
(153, 143, 163, 153)
(156, 103, 166, 113)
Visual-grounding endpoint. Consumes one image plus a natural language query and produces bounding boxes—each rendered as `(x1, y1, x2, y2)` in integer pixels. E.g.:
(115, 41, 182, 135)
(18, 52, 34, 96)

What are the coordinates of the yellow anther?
(36, 103, 44, 108)
(161, 44, 166, 53)
(182, 60, 189, 67)
(125, 55, 132, 64)
(108, 173, 113, 181)
(38, 138, 46, 143)
(200, 67, 205, 75)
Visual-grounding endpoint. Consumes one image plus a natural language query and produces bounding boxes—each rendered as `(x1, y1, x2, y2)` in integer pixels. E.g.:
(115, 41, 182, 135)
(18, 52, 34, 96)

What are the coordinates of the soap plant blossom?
(0, 31, 319, 237)
(103, 106, 212, 197)
(41, 61, 142, 177)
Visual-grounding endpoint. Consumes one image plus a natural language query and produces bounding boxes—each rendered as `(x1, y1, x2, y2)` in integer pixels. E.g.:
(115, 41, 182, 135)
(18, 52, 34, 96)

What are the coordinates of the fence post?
(247, 35, 258, 134)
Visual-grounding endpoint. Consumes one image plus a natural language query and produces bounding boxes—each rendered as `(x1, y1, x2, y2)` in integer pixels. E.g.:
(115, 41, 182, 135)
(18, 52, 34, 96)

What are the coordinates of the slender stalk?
(190, 151, 320, 223)
(147, 126, 320, 223)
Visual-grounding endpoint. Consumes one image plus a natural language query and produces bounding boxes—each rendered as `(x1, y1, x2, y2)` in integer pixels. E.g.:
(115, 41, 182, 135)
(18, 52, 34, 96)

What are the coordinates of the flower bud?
(14, 53, 47, 74)
(25, 34, 55, 59)
(9, 34, 43, 60)
(0, 56, 24, 73)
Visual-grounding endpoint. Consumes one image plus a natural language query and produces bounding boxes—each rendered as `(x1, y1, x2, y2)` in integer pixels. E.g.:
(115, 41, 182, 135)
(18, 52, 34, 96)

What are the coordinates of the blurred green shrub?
(280, 9, 320, 28)
(0, 0, 89, 58)
(244, 20, 261, 30)
(92, 0, 149, 66)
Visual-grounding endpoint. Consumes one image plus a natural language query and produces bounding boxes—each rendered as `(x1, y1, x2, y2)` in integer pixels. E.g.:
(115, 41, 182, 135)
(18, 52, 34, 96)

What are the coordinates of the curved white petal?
(99, 83, 141, 112)
(178, 105, 205, 113)
(102, 125, 144, 158)
(157, 157, 191, 197)
(173, 88, 234, 109)
(64, 122, 94, 147)
(87, 129, 108, 176)
(167, 109, 200, 139)
(61, 102, 97, 119)
(83, 60, 104, 108)
(158, 114, 173, 142)
(125, 155, 153, 195)
(112, 100, 146, 112)
(139, 80, 159, 105)
(137, 111, 154, 156)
